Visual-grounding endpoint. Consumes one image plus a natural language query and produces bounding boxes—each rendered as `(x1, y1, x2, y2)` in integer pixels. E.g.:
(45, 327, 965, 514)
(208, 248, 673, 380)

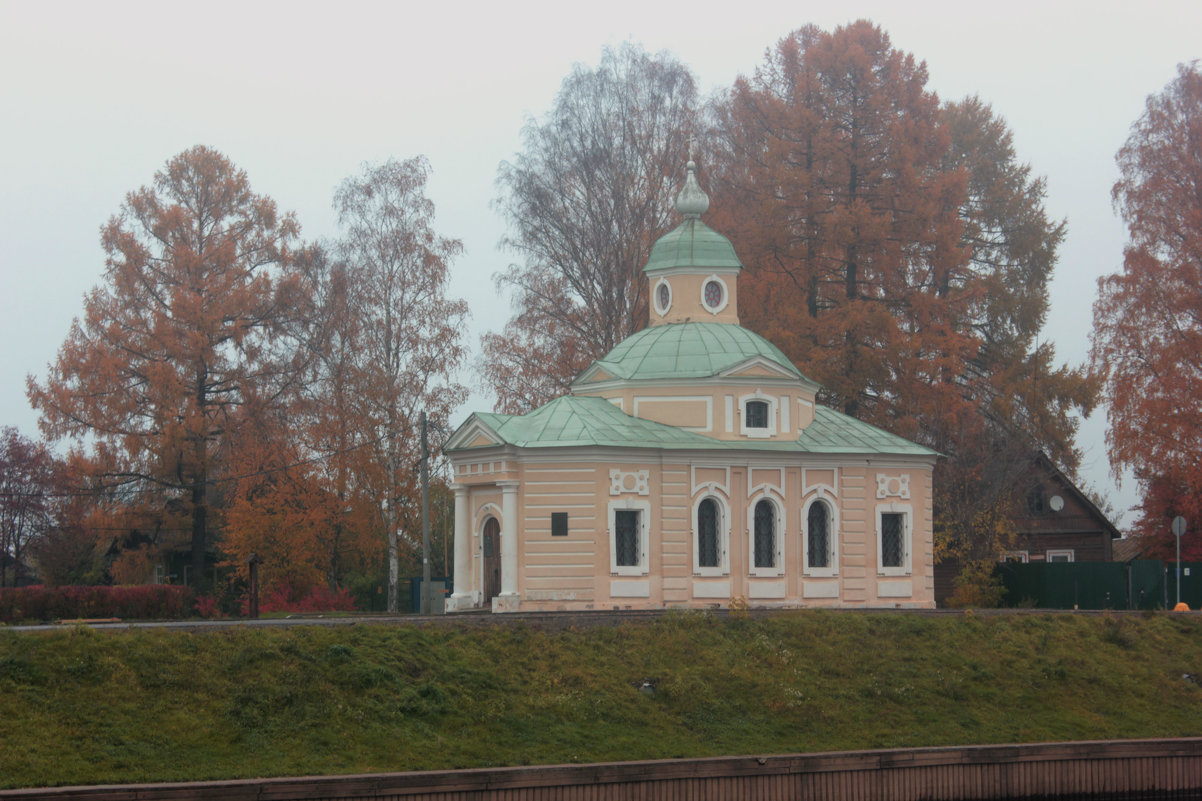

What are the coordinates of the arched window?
(754, 499, 776, 568)
(806, 499, 836, 573)
(697, 498, 720, 568)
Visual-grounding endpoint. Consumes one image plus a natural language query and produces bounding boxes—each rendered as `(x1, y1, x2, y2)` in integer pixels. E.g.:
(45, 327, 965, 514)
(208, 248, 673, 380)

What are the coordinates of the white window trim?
(700, 274, 730, 315)
(738, 389, 778, 438)
(653, 277, 672, 316)
(692, 493, 729, 576)
(1003, 550, 1029, 563)
(1046, 549, 1075, 563)
(747, 493, 785, 577)
(876, 502, 912, 576)
(608, 499, 650, 576)
(802, 494, 839, 577)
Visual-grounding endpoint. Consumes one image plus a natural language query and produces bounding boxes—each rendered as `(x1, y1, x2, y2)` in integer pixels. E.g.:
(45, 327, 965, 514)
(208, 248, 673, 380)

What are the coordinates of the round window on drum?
(704, 279, 723, 310)
(656, 280, 671, 314)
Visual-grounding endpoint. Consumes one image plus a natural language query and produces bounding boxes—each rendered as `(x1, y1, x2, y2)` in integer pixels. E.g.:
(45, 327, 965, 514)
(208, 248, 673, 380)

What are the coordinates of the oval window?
(657, 281, 671, 313)
(704, 279, 723, 310)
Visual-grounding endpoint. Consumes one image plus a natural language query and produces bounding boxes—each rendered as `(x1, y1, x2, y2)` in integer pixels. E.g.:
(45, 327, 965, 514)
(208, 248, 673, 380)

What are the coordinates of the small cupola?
(644, 161, 743, 326)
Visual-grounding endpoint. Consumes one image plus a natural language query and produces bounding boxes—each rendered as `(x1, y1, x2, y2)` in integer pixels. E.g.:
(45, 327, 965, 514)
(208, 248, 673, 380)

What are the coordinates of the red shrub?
(0, 585, 195, 623)
(193, 594, 221, 619)
(240, 581, 358, 615)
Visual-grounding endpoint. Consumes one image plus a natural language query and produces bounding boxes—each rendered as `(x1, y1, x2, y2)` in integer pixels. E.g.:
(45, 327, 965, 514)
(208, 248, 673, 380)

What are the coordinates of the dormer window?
(746, 400, 769, 428)
(739, 391, 778, 438)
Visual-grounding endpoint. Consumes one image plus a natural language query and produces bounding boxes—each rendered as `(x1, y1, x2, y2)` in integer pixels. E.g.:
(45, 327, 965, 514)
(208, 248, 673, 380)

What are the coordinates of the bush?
(945, 562, 1007, 609)
(0, 584, 196, 623)
(193, 594, 222, 619)
(240, 580, 359, 616)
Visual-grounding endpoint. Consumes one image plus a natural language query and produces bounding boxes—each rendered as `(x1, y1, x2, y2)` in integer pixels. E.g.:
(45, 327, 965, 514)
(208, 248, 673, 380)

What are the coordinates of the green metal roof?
(452, 395, 936, 458)
(581, 322, 804, 382)
(467, 395, 721, 449)
(643, 218, 742, 274)
(796, 407, 938, 456)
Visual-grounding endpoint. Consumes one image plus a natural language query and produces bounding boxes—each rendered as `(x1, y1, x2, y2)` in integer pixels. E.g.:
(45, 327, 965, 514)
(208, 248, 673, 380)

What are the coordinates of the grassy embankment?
(2, 611, 1201, 789)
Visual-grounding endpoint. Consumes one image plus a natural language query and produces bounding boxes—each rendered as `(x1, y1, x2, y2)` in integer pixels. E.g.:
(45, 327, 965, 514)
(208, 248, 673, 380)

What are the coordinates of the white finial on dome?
(674, 159, 710, 219)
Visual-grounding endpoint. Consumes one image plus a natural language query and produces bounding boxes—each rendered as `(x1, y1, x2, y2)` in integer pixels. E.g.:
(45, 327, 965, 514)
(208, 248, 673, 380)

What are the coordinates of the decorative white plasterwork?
(473, 502, 501, 532)
(802, 468, 839, 498)
(633, 395, 713, 432)
(738, 388, 778, 438)
(690, 465, 730, 499)
(609, 469, 650, 496)
(748, 468, 785, 499)
(876, 473, 911, 500)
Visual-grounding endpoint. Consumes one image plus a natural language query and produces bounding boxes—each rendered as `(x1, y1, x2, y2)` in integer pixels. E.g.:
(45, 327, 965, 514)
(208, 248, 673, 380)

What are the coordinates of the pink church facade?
(445, 164, 937, 612)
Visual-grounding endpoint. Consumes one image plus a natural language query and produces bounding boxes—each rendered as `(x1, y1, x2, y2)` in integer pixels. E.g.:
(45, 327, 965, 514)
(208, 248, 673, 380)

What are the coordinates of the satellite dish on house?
(1049, 495, 1064, 512)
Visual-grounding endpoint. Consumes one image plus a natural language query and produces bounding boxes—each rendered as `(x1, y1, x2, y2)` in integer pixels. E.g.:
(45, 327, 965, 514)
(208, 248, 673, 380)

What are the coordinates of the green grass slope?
(2, 611, 1201, 789)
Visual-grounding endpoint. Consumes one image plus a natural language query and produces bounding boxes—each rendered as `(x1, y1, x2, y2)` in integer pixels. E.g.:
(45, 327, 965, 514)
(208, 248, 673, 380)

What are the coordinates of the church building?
(445, 163, 937, 612)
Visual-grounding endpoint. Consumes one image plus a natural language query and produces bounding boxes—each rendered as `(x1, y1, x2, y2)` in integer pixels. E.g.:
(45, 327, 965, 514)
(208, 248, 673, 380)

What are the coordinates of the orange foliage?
(27, 146, 302, 590)
(709, 21, 1095, 560)
(1093, 63, 1202, 546)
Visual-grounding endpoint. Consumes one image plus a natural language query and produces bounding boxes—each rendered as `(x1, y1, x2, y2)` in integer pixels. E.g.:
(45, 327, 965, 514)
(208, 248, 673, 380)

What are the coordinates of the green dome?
(582, 322, 803, 382)
(643, 219, 743, 274)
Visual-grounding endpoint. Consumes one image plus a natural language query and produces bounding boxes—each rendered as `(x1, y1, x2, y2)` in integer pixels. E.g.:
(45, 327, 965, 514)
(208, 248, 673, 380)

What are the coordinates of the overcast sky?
(3, 0, 1200, 527)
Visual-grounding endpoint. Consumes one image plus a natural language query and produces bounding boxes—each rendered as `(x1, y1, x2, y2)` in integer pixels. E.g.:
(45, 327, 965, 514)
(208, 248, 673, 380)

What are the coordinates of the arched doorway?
(481, 516, 501, 606)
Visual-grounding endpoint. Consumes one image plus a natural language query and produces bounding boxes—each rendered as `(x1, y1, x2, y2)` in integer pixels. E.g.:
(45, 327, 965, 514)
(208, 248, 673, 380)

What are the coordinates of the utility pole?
(420, 411, 432, 615)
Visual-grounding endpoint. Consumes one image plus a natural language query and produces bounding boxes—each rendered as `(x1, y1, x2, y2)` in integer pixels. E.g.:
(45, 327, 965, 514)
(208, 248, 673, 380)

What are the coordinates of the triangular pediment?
(445, 417, 505, 451)
(577, 365, 614, 383)
(719, 356, 800, 380)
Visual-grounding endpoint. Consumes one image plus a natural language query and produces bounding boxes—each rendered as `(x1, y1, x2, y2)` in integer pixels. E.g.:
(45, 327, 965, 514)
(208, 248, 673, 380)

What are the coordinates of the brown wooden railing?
(5, 738, 1202, 800)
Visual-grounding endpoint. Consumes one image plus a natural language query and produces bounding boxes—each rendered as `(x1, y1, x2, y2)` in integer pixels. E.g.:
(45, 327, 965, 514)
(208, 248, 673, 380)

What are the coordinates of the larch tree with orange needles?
(1092, 62, 1202, 550)
(27, 146, 306, 591)
(709, 21, 1094, 565)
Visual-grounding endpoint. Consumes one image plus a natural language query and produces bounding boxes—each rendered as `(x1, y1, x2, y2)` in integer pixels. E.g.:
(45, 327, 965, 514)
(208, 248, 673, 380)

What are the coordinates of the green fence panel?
(998, 562, 1129, 609)
(1163, 561, 1202, 609)
(997, 559, 1202, 610)
(1130, 559, 1165, 610)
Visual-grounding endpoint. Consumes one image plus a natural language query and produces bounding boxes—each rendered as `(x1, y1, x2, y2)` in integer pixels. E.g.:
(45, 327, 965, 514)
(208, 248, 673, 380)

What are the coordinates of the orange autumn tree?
(710, 21, 1095, 564)
(28, 146, 305, 590)
(221, 430, 378, 598)
(220, 159, 468, 611)
(1092, 62, 1202, 552)
(484, 43, 698, 413)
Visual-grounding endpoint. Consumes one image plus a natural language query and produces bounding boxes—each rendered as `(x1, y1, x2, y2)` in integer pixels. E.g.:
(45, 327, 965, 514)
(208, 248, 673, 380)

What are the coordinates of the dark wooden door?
(482, 517, 501, 605)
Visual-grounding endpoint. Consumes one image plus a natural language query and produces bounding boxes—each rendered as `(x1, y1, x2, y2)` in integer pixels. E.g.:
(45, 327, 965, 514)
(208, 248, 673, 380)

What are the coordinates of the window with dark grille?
(697, 498, 720, 568)
(754, 499, 776, 568)
(483, 528, 495, 557)
(745, 400, 769, 429)
(615, 510, 640, 567)
(551, 512, 568, 537)
(881, 512, 905, 568)
(808, 502, 830, 568)
(1027, 486, 1047, 515)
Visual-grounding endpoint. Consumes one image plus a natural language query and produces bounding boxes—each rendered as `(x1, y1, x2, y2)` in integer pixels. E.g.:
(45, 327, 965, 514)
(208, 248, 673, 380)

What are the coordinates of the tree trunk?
(190, 479, 207, 592)
(386, 501, 399, 613)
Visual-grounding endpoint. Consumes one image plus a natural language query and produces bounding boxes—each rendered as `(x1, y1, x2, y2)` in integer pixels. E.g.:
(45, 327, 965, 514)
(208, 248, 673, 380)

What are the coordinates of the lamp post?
(1172, 515, 1187, 609)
